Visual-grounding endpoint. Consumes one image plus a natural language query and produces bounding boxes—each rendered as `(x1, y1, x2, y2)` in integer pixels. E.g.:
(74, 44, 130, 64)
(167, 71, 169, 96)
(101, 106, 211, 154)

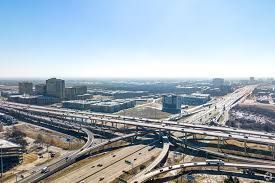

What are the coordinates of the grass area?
(22, 153, 38, 164)
(116, 106, 170, 119)
(200, 138, 273, 160)
(14, 124, 84, 150)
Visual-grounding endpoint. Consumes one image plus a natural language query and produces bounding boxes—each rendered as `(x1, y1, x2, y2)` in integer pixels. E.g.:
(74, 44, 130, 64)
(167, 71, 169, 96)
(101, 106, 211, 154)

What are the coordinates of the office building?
(75, 86, 87, 95)
(212, 78, 224, 87)
(162, 95, 181, 114)
(18, 82, 33, 95)
(65, 87, 77, 100)
(46, 78, 65, 99)
(181, 93, 211, 106)
(65, 86, 89, 100)
(62, 99, 136, 113)
(35, 84, 46, 95)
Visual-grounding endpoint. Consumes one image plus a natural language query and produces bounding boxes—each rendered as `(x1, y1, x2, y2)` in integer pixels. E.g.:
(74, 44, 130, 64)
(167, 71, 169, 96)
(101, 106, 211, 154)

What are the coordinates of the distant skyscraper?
(249, 77, 256, 84)
(18, 82, 33, 95)
(46, 78, 65, 99)
(35, 84, 46, 95)
(212, 78, 224, 87)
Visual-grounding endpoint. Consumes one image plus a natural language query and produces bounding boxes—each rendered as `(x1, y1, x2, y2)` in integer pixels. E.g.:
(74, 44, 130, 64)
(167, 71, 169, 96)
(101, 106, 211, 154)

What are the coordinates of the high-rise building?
(212, 78, 224, 87)
(46, 78, 65, 99)
(162, 95, 181, 113)
(35, 84, 46, 95)
(18, 82, 33, 95)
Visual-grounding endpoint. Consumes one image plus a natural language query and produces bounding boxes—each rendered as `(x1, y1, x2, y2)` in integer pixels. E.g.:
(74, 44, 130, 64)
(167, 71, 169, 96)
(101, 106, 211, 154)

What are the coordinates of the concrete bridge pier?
(272, 146, 275, 160)
(217, 137, 221, 151)
(184, 133, 187, 148)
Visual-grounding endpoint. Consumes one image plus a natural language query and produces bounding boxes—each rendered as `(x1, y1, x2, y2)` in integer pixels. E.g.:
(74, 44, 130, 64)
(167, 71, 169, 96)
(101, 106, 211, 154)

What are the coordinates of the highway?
(17, 132, 145, 183)
(129, 135, 170, 183)
(135, 161, 275, 183)
(2, 100, 275, 147)
(2, 85, 272, 182)
(50, 142, 161, 183)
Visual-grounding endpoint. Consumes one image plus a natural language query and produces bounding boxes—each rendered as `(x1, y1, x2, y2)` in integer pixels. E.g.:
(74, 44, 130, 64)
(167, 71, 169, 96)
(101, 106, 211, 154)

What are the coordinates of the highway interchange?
(1, 85, 275, 182)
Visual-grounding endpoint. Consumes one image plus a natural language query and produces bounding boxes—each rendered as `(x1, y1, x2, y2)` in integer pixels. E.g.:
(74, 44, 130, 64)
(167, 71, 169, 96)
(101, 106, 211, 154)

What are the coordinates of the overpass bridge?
(2, 101, 275, 155)
(134, 161, 275, 183)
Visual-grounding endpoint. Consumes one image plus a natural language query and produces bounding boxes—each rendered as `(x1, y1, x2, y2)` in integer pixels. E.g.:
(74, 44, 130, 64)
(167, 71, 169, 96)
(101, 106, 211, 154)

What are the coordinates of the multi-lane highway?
(129, 135, 170, 183)
(17, 132, 145, 183)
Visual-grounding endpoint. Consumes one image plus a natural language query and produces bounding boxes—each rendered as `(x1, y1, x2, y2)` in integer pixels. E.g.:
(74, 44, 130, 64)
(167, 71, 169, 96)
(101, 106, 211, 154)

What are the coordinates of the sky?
(0, 0, 275, 79)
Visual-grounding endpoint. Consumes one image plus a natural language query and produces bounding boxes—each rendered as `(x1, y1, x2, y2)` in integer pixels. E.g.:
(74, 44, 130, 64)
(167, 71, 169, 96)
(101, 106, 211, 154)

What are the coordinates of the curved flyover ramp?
(135, 161, 275, 183)
(130, 135, 170, 183)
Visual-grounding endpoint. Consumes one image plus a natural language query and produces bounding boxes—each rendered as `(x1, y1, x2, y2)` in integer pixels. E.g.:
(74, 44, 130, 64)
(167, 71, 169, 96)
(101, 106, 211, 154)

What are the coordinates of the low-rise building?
(62, 100, 93, 110)
(0, 91, 19, 98)
(0, 139, 23, 171)
(62, 99, 136, 113)
(65, 86, 89, 100)
(8, 95, 59, 105)
(181, 93, 211, 106)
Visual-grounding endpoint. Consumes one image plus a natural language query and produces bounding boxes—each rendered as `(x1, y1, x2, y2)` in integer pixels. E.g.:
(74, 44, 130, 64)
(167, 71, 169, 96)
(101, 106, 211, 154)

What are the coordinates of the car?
(169, 166, 173, 169)
(99, 177, 104, 181)
(206, 159, 224, 165)
(244, 136, 248, 139)
(41, 167, 49, 173)
(112, 154, 116, 157)
(97, 164, 103, 167)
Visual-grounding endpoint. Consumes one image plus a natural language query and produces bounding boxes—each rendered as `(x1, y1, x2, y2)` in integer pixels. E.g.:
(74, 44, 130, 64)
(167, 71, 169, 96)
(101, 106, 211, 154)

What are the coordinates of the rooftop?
(0, 139, 20, 148)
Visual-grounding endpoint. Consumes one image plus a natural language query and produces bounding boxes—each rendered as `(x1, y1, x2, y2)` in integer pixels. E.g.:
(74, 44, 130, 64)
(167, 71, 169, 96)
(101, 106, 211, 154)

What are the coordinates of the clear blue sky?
(0, 0, 274, 78)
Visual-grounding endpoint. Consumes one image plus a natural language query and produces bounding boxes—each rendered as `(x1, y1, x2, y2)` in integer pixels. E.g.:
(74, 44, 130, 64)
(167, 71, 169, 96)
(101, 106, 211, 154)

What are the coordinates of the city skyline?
(1, 0, 275, 78)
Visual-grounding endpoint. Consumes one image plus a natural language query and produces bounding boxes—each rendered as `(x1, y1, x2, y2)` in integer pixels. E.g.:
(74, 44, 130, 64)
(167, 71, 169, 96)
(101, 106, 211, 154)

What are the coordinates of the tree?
(35, 134, 44, 146)
(224, 176, 240, 183)
(7, 127, 28, 150)
(0, 124, 3, 132)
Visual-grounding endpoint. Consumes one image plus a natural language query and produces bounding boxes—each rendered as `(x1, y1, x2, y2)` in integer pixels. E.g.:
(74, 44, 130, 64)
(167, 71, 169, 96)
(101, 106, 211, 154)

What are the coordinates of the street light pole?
(0, 144, 3, 183)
